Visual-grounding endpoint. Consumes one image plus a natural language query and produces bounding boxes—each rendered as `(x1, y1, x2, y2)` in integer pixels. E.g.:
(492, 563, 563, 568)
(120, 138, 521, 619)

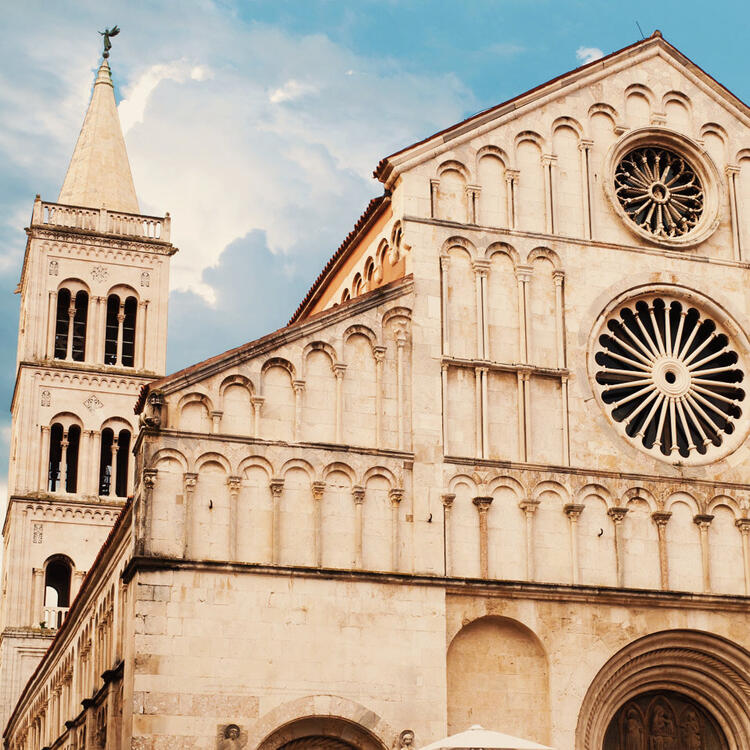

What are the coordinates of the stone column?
(479, 367, 489, 459)
(210, 410, 223, 434)
(474, 368, 482, 457)
(579, 139, 594, 239)
(44, 289, 57, 359)
(221, 475, 240, 561)
(553, 271, 565, 368)
(389, 488, 404, 572)
(473, 259, 489, 359)
(515, 265, 531, 363)
(269, 477, 284, 564)
(39, 425, 51, 492)
(505, 169, 519, 228)
(726, 165, 742, 261)
(115, 303, 125, 365)
(333, 365, 346, 443)
(564, 503, 585, 584)
(292, 380, 305, 442)
(89, 430, 101, 496)
(139, 300, 149, 369)
(608, 507, 629, 587)
(442, 493, 455, 577)
(182, 472, 198, 558)
(520, 369, 532, 461)
(312, 481, 325, 567)
(65, 299, 76, 361)
(31, 568, 44, 627)
(516, 372, 526, 463)
(473, 496, 493, 578)
(251, 396, 264, 438)
(441, 363, 450, 452)
(59, 431, 69, 493)
(694, 514, 714, 593)
(108, 437, 119, 498)
(735, 518, 750, 595)
(440, 254, 450, 354)
(71, 570, 86, 601)
(352, 485, 365, 569)
(542, 154, 557, 234)
(560, 374, 570, 466)
(430, 178, 440, 218)
(79, 430, 94, 497)
(140, 469, 157, 556)
(466, 185, 480, 224)
(374, 346, 386, 449)
(652, 511, 672, 590)
(395, 328, 407, 451)
(84, 297, 99, 364)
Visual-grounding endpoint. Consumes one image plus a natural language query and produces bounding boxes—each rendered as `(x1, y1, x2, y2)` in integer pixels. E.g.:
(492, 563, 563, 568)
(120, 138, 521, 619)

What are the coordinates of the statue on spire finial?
(99, 25, 120, 58)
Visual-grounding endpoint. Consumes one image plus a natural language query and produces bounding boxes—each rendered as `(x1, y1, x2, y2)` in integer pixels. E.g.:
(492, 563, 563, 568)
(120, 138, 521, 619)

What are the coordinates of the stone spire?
(58, 59, 139, 213)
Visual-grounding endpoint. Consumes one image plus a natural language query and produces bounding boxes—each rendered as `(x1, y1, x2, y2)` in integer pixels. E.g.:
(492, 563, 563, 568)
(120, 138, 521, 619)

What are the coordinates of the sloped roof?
(373, 31, 750, 184)
(58, 59, 139, 213)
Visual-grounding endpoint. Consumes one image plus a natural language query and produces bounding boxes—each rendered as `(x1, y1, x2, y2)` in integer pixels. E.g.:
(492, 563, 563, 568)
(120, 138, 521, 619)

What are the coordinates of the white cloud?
(576, 46, 604, 65)
(269, 79, 318, 104)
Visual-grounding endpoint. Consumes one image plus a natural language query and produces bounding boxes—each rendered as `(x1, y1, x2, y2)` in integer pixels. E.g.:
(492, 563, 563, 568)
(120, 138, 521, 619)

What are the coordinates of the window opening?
(44, 558, 72, 629)
(104, 295, 120, 365)
(121, 296, 137, 367)
(53, 289, 72, 359)
(71, 291, 88, 361)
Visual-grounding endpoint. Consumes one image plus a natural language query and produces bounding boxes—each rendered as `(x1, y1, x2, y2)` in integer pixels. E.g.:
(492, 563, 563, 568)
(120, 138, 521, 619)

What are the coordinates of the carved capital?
(210, 410, 223, 419)
(651, 511, 672, 528)
(650, 111, 667, 126)
(578, 138, 594, 152)
(465, 184, 481, 196)
(142, 469, 158, 491)
(430, 178, 440, 190)
(227, 476, 242, 496)
(552, 270, 565, 286)
(515, 264, 533, 283)
(726, 164, 741, 176)
(693, 513, 714, 530)
(373, 345, 387, 364)
(269, 478, 284, 498)
(505, 168, 520, 183)
(333, 364, 347, 379)
(473, 496, 493, 513)
(394, 326, 408, 346)
(439, 254, 450, 271)
(541, 153, 557, 167)
(389, 488, 405, 505)
(183, 472, 198, 493)
(472, 259, 490, 277)
(352, 485, 365, 504)
(312, 481, 326, 501)
(735, 518, 750, 535)
(251, 396, 265, 408)
(519, 498, 540, 515)
(564, 503, 585, 520)
(292, 379, 306, 394)
(607, 506, 628, 524)
(441, 492, 456, 509)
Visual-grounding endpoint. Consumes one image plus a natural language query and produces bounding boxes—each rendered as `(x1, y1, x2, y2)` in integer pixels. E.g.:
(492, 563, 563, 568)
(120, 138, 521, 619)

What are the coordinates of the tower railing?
(31, 199, 170, 243)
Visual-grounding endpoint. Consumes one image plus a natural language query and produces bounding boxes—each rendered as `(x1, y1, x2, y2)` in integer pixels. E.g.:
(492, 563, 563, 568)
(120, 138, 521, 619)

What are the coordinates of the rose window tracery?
(614, 146, 704, 238)
(594, 296, 746, 462)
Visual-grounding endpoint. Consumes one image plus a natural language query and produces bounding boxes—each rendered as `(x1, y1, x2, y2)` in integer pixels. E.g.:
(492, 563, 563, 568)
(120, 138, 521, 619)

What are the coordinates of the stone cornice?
(403, 215, 750, 271)
(120, 555, 750, 612)
(26, 225, 176, 255)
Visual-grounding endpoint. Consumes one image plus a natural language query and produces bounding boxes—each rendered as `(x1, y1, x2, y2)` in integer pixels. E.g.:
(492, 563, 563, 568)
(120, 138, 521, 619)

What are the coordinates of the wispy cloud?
(269, 79, 318, 104)
(576, 46, 604, 64)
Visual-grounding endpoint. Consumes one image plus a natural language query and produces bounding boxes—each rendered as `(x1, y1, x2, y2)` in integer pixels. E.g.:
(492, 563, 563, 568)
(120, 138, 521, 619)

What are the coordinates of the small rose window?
(614, 147, 704, 239)
(594, 296, 745, 462)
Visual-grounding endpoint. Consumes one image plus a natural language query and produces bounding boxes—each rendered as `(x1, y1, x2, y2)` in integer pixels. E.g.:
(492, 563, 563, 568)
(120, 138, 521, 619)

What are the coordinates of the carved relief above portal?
(603, 691, 727, 750)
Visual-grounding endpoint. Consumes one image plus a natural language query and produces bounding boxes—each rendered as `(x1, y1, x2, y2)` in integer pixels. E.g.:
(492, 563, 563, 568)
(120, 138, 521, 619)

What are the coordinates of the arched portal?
(604, 690, 727, 750)
(258, 718, 386, 750)
(576, 630, 750, 750)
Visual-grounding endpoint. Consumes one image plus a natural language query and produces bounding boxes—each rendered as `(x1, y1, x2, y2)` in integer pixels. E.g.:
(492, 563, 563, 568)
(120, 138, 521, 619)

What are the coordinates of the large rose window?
(614, 147, 704, 239)
(594, 296, 746, 463)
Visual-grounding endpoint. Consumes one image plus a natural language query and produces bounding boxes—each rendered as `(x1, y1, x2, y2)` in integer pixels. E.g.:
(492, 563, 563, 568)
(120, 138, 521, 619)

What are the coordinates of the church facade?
(3, 31, 750, 750)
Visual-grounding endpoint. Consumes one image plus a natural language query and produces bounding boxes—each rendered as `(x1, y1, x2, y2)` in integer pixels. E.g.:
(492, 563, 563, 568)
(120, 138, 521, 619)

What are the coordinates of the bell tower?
(0, 48, 176, 725)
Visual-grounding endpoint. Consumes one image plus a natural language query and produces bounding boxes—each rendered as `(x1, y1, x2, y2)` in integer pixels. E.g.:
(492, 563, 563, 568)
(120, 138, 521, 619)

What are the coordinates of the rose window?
(614, 147, 704, 238)
(594, 297, 745, 462)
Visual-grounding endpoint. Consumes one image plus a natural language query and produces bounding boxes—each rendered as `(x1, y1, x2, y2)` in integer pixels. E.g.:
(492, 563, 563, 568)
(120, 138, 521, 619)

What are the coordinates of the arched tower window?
(54, 289, 88, 362)
(98, 428, 131, 497)
(105, 294, 138, 367)
(43, 555, 73, 629)
(48, 423, 81, 493)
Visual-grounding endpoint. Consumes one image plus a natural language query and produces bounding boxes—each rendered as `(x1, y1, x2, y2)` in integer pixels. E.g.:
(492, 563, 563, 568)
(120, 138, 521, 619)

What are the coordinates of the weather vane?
(99, 25, 120, 58)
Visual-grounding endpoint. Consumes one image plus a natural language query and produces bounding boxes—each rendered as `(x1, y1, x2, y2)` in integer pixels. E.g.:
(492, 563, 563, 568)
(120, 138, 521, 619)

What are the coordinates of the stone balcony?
(31, 198, 171, 243)
(42, 605, 69, 630)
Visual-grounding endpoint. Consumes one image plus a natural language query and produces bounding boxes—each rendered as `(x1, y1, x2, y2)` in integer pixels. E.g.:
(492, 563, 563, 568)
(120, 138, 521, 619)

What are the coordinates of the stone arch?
(177, 392, 214, 433)
(576, 483, 617, 586)
(447, 615, 551, 743)
(552, 115, 584, 139)
(149, 448, 189, 473)
(484, 240, 519, 265)
(252, 696, 393, 750)
(662, 90, 693, 133)
(237, 455, 274, 479)
(343, 324, 379, 349)
(475, 144, 509, 168)
(261, 357, 297, 384)
(280, 458, 316, 482)
(526, 245, 562, 270)
(194, 451, 231, 475)
(622, 486, 658, 512)
(440, 235, 477, 261)
(437, 158, 470, 181)
(476, 146, 509, 227)
(57, 277, 91, 295)
(624, 83, 655, 128)
(362, 465, 396, 488)
(302, 341, 339, 373)
(381, 306, 412, 328)
(219, 374, 255, 400)
(322, 461, 357, 486)
(436, 160, 469, 222)
(588, 102, 619, 127)
(575, 630, 750, 750)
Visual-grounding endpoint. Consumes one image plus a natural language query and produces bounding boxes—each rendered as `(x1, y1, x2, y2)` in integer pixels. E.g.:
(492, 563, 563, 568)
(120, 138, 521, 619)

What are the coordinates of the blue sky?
(0, 0, 747, 495)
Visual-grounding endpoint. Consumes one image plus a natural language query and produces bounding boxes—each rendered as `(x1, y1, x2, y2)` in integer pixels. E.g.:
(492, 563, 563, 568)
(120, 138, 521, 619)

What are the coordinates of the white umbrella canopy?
(419, 725, 552, 750)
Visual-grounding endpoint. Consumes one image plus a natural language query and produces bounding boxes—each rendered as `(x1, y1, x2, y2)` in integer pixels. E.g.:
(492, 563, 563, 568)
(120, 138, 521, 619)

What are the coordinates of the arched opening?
(105, 293, 138, 367)
(54, 289, 88, 361)
(576, 630, 750, 750)
(98, 428, 131, 497)
(604, 690, 727, 750)
(258, 717, 386, 750)
(48, 422, 81, 493)
(43, 556, 73, 628)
